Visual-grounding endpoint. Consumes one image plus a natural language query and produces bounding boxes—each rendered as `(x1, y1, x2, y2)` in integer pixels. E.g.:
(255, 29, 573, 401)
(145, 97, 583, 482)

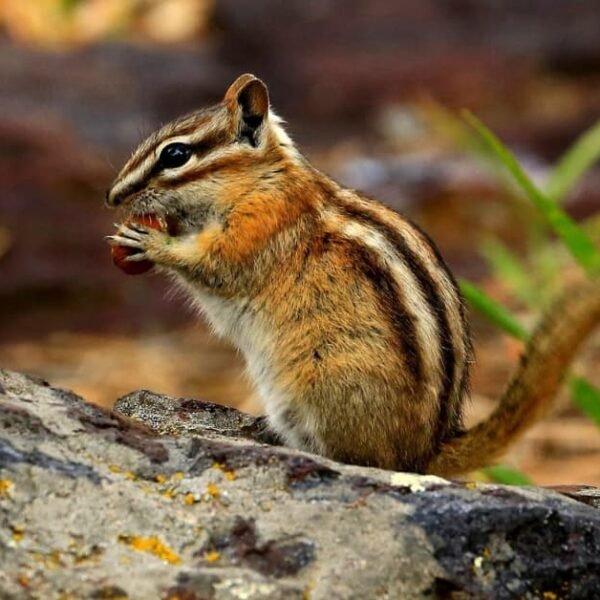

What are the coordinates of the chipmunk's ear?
(224, 74, 269, 147)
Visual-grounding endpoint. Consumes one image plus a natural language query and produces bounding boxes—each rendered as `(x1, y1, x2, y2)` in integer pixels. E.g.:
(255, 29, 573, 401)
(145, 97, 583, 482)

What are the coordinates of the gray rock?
(1, 368, 599, 599)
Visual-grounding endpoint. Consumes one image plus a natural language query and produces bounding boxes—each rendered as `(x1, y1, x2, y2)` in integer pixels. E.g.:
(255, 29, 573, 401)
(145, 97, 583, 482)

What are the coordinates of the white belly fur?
(173, 276, 319, 450)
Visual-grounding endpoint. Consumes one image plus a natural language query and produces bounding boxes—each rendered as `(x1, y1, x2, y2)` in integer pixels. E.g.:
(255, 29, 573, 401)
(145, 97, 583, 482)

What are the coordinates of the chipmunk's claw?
(123, 252, 150, 262)
(109, 222, 171, 264)
(108, 224, 149, 245)
(106, 234, 144, 249)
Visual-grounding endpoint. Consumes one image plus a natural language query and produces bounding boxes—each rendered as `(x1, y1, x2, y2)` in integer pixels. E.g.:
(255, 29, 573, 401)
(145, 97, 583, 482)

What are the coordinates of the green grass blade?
(61, 0, 84, 14)
(459, 280, 528, 341)
(463, 111, 600, 276)
(483, 465, 533, 486)
(546, 119, 600, 203)
(481, 239, 539, 309)
(569, 376, 600, 427)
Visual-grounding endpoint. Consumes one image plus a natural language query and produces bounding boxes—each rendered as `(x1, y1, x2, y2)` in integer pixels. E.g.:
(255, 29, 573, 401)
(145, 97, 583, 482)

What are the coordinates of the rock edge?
(1, 368, 599, 599)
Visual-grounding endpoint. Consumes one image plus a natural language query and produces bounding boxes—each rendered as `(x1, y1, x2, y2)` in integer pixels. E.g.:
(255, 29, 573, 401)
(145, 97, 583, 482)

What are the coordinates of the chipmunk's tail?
(427, 277, 600, 478)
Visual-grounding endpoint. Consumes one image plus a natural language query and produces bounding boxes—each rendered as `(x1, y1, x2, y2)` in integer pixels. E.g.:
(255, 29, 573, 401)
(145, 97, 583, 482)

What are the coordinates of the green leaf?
(483, 465, 534, 486)
(463, 111, 600, 276)
(459, 280, 528, 341)
(569, 376, 600, 428)
(546, 118, 600, 203)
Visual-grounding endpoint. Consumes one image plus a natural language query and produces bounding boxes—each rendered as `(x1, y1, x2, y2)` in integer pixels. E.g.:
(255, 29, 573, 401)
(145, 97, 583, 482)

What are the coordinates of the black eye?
(159, 143, 192, 169)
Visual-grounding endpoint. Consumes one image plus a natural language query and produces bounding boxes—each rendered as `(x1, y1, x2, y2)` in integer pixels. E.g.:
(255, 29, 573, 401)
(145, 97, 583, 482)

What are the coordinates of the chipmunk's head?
(106, 74, 297, 233)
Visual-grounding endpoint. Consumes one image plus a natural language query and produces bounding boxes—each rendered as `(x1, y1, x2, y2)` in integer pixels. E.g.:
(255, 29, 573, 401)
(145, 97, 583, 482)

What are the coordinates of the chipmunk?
(106, 74, 600, 477)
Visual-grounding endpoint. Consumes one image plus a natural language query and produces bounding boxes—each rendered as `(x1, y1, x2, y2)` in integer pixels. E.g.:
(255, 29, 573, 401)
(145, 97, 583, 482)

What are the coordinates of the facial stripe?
(331, 194, 461, 441)
(110, 126, 231, 205)
(109, 108, 287, 205)
(154, 128, 231, 158)
(110, 152, 155, 199)
(123, 118, 215, 173)
(164, 150, 264, 188)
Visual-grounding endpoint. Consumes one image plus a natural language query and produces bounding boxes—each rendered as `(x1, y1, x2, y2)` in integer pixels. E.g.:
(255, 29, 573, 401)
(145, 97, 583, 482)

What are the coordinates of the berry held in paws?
(110, 214, 166, 275)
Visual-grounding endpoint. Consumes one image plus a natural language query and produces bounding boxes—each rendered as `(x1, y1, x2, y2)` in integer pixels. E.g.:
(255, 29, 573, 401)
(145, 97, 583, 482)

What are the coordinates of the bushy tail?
(427, 277, 600, 478)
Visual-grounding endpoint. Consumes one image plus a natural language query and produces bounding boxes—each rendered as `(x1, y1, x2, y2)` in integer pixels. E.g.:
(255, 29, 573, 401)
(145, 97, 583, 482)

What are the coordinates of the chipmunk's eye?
(159, 143, 192, 169)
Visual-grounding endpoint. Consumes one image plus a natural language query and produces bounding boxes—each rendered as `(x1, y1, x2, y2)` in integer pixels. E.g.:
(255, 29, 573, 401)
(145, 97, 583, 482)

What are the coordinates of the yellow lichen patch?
(45, 550, 63, 569)
(161, 488, 176, 500)
(17, 574, 29, 587)
(118, 535, 181, 565)
(206, 483, 220, 498)
(11, 525, 24, 543)
(155, 474, 167, 484)
(213, 463, 236, 480)
(73, 546, 105, 566)
(30, 550, 65, 569)
(30, 552, 45, 564)
(543, 593, 559, 600)
(0, 479, 14, 496)
(108, 465, 137, 480)
(205, 551, 220, 563)
(172, 472, 184, 481)
(303, 579, 316, 600)
(184, 493, 197, 505)
(465, 481, 477, 489)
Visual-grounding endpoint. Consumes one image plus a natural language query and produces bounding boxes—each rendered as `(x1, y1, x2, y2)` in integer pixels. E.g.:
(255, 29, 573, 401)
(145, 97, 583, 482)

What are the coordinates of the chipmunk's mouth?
(117, 209, 181, 236)
(114, 191, 209, 237)
(152, 213, 180, 236)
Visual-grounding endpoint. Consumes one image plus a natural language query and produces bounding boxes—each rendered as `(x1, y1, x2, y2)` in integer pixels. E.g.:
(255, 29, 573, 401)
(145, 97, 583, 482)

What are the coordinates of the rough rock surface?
(1, 369, 600, 599)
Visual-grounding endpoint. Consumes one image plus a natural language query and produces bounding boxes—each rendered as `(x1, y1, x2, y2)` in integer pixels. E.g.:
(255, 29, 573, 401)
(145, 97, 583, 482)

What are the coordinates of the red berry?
(110, 214, 165, 276)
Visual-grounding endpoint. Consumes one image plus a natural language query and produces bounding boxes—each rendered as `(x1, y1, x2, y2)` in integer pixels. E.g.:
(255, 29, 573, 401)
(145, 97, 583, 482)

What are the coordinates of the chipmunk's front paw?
(108, 222, 172, 265)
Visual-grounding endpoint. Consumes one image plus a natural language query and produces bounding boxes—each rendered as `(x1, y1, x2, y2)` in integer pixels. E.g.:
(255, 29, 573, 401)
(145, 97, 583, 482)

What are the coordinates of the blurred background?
(1, 0, 600, 485)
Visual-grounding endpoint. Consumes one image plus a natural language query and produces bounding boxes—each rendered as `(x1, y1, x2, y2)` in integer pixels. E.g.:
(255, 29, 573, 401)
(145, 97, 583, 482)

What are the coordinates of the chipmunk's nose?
(105, 186, 123, 207)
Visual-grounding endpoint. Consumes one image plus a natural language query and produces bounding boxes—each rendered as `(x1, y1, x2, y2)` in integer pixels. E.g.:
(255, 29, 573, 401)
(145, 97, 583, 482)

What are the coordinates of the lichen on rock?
(1, 368, 599, 599)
